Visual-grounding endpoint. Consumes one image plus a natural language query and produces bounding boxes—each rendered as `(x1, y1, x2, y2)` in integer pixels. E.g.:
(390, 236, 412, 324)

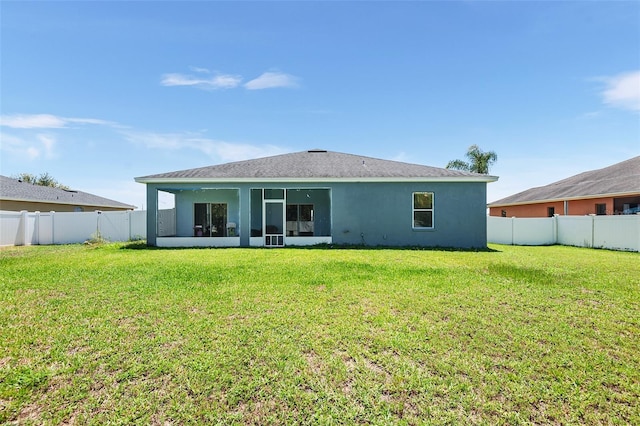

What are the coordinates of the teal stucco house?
(135, 150, 497, 248)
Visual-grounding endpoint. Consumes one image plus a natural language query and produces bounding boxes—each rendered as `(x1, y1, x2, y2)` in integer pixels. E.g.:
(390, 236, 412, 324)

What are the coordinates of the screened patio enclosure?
(154, 187, 331, 247)
(250, 188, 332, 247)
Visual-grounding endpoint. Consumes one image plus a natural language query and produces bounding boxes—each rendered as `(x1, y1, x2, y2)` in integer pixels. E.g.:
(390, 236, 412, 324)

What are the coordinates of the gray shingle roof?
(135, 150, 498, 182)
(489, 156, 640, 206)
(0, 175, 135, 209)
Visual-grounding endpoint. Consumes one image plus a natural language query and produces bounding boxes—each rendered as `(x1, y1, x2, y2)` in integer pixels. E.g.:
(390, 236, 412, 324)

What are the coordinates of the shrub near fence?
(0, 210, 147, 246)
(488, 214, 640, 252)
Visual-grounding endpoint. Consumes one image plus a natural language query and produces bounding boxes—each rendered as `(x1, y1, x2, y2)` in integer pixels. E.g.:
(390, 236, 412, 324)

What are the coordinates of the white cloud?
(189, 66, 210, 73)
(244, 71, 300, 90)
(0, 115, 116, 162)
(37, 134, 56, 158)
(390, 151, 411, 163)
(161, 69, 300, 91)
(122, 130, 288, 162)
(0, 132, 27, 149)
(601, 70, 640, 112)
(26, 147, 40, 160)
(0, 114, 67, 129)
(66, 117, 115, 126)
(579, 111, 602, 120)
(160, 72, 242, 90)
(0, 114, 115, 129)
(0, 131, 53, 160)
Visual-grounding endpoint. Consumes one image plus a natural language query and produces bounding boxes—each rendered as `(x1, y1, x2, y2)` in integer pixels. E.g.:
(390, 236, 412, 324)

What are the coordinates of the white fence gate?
(488, 215, 640, 252)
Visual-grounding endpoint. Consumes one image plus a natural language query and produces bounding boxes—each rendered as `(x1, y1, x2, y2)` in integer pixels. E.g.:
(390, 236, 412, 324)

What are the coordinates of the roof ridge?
(135, 149, 498, 181)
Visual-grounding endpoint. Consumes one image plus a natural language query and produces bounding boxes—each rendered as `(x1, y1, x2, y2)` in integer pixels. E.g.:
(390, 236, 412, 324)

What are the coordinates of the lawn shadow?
(286, 243, 501, 253)
(119, 240, 500, 253)
(488, 263, 557, 284)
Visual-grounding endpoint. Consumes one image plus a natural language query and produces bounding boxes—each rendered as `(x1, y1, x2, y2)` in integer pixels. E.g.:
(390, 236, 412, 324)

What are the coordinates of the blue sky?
(1, 1, 639, 209)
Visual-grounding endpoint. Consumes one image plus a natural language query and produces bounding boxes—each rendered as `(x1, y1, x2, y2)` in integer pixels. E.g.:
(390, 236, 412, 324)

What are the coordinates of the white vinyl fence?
(3, 210, 639, 252)
(488, 215, 640, 252)
(0, 210, 147, 246)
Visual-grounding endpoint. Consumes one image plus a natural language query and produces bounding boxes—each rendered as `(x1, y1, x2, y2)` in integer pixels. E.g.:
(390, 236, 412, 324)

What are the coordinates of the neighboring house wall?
(566, 197, 613, 215)
(146, 180, 488, 248)
(490, 201, 565, 218)
(0, 200, 130, 212)
(489, 197, 616, 217)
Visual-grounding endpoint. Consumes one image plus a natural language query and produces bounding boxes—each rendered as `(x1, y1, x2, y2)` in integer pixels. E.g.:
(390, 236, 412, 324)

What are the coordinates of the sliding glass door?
(194, 203, 227, 237)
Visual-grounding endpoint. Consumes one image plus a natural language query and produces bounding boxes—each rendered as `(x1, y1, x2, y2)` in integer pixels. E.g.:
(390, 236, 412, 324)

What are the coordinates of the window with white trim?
(412, 192, 434, 229)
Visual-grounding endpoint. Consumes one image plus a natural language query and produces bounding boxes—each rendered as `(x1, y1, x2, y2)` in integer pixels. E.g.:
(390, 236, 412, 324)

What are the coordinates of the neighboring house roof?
(0, 175, 135, 210)
(489, 156, 640, 207)
(135, 149, 498, 183)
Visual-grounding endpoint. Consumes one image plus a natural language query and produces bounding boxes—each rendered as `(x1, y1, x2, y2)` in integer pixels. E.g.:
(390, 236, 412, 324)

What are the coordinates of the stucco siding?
(331, 181, 487, 248)
(145, 180, 488, 248)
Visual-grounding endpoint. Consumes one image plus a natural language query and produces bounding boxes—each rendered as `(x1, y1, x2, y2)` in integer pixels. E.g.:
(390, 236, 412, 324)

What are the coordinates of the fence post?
(19, 210, 28, 246)
(95, 210, 102, 239)
(511, 217, 515, 245)
(589, 214, 596, 248)
(553, 214, 559, 244)
(50, 211, 55, 244)
(637, 214, 640, 252)
(34, 211, 40, 245)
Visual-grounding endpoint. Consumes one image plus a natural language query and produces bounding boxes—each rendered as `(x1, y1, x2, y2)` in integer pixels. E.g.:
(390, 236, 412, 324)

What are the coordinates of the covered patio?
(153, 187, 332, 248)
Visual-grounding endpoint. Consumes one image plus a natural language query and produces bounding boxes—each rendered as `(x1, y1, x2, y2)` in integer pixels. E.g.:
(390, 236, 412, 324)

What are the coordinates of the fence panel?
(26, 213, 37, 245)
(98, 211, 130, 242)
(594, 215, 640, 252)
(37, 213, 54, 245)
(1, 210, 148, 246)
(0, 211, 23, 246)
(487, 216, 513, 245)
(489, 214, 640, 252)
(557, 216, 594, 248)
(130, 211, 146, 240)
(3, 209, 639, 251)
(513, 218, 555, 245)
(51, 212, 101, 244)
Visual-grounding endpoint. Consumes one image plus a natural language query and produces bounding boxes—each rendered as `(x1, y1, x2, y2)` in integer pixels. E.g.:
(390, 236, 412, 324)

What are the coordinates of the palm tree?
(446, 145, 497, 174)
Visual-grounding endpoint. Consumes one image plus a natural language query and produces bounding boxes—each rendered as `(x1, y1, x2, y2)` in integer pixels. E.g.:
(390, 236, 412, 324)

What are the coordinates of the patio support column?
(146, 187, 158, 246)
(239, 187, 250, 247)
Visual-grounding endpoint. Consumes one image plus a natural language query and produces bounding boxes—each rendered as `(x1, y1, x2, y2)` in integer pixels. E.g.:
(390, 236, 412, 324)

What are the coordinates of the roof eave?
(135, 176, 499, 184)
(0, 196, 135, 210)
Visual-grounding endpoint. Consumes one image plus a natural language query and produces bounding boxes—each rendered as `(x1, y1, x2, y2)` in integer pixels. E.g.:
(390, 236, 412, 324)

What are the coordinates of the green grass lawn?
(1, 243, 638, 425)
